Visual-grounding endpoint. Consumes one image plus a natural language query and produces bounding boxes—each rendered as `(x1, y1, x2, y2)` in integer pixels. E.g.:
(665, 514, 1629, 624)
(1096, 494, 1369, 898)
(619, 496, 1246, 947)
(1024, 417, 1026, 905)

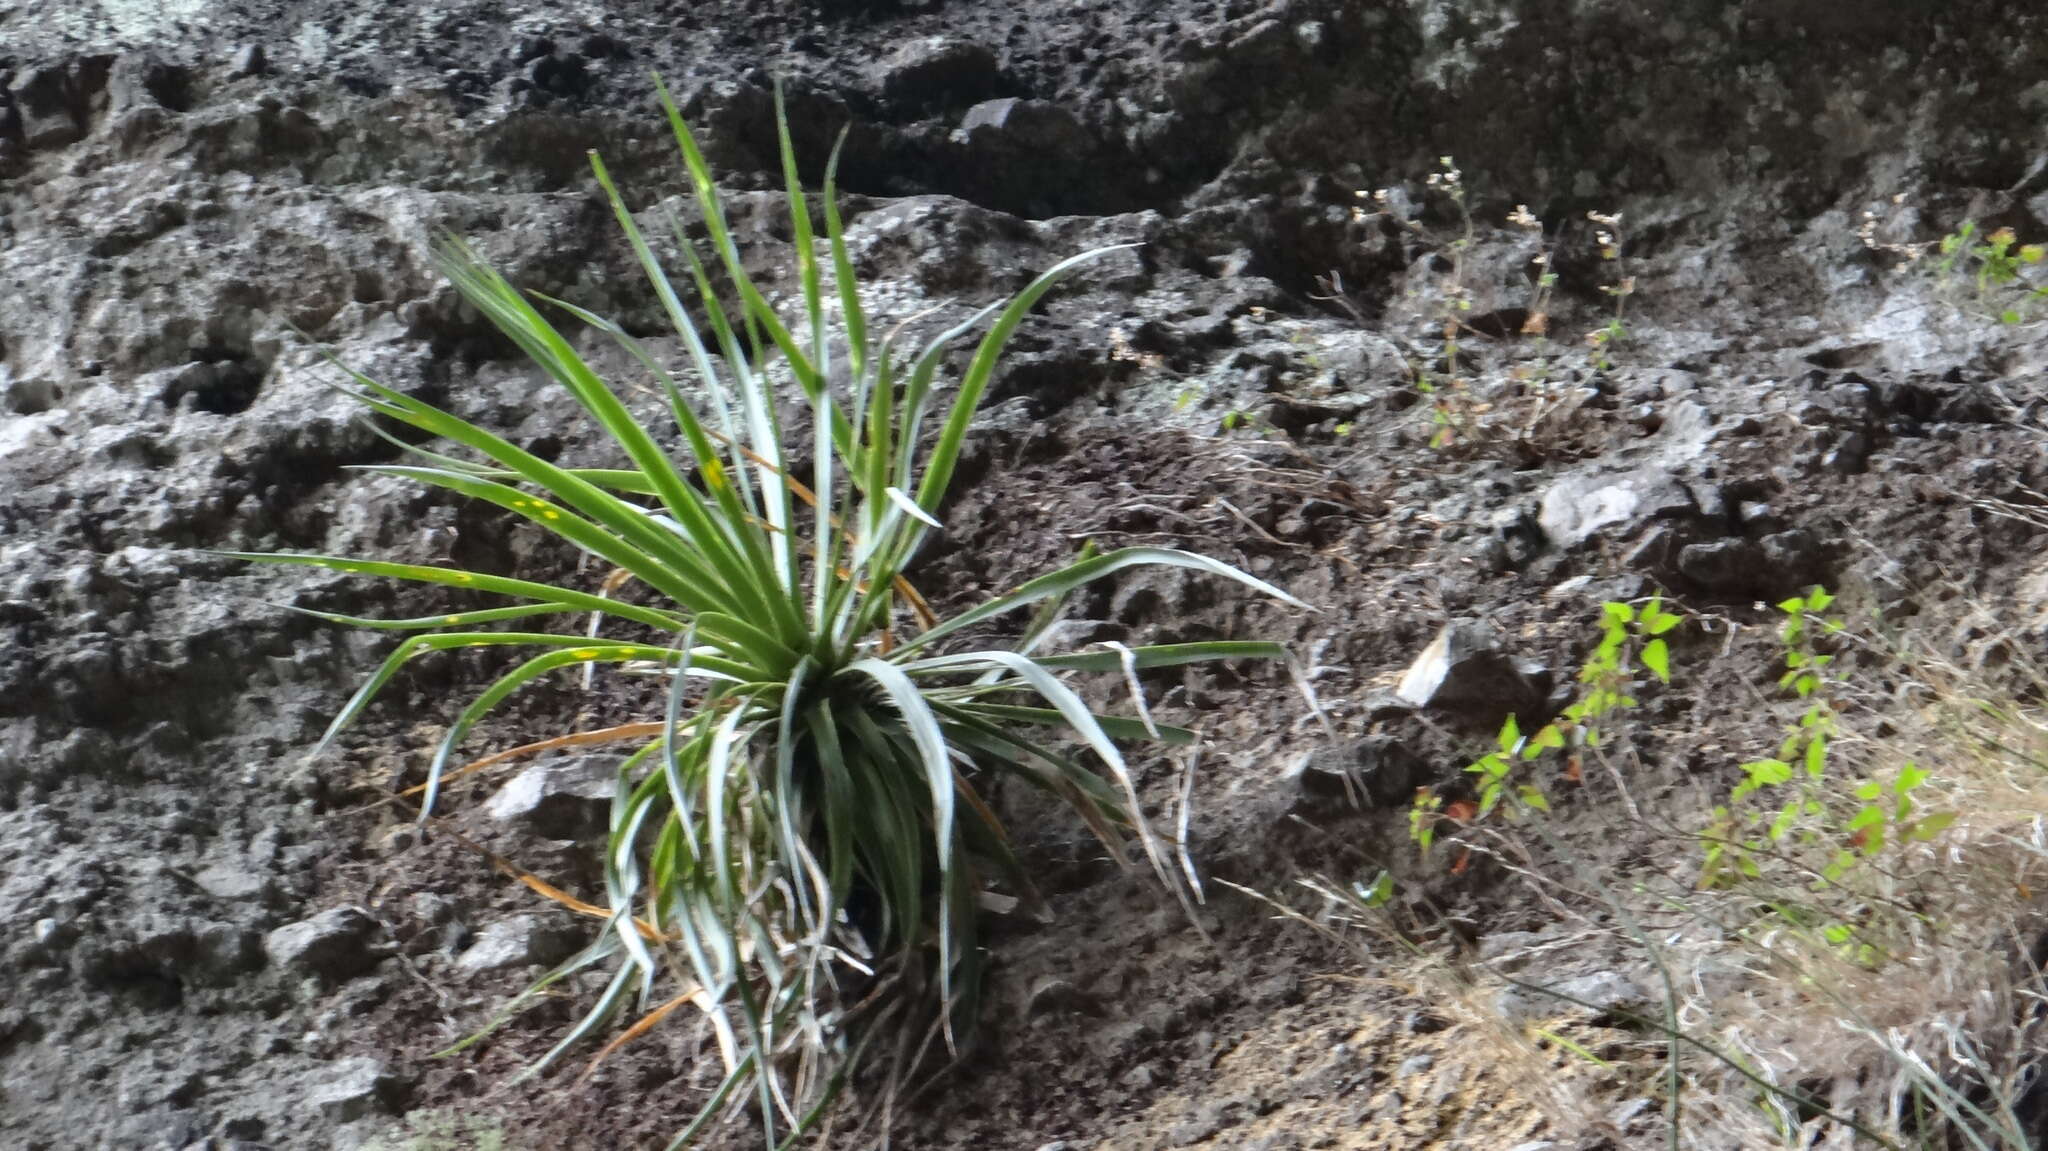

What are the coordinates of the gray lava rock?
(951, 94, 1116, 215)
(262, 906, 380, 980)
(1395, 621, 1550, 722)
(1537, 466, 1695, 550)
(1759, 528, 1826, 586)
(1484, 506, 1544, 572)
(191, 921, 261, 985)
(1288, 735, 1426, 808)
(100, 545, 183, 592)
(1, 372, 62, 414)
(1553, 970, 1652, 1016)
(1738, 500, 1787, 533)
(13, 63, 95, 151)
(454, 914, 579, 975)
(408, 892, 463, 926)
(1119, 1061, 1165, 1091)
(1496, 969, 1650, 1023)
(230, 44, 267, 78)
(1678, 529, 1825, 596)
(884, 37, 1001, 110)
(1823, 430, 1872, 474)
(1676, 537, 1766, 591)
(405, 892, 471, 955)
(961, 97, 1088, 152)
(482, 756, 617, 840)
(193, 859, 266, 903)
(305, 1056, 407, 1121)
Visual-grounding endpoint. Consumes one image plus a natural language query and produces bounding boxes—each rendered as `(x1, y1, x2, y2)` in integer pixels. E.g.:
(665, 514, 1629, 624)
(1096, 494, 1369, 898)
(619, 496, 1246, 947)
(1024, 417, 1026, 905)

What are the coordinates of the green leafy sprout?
(1933, 220, 2048, 325)
(1700, 587, 1957, 926)
(1584, 210, 1631, 372)
(1411, 596, 1676, 851)
(225, 80, 1306, 1146)
(1356, 586, 1999, 1147)
(1866, 205, 2048, 326)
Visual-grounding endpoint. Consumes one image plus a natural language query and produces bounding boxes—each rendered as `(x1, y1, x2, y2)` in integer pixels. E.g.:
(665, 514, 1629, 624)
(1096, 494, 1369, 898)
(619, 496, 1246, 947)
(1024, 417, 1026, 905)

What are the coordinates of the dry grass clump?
(1268, 589, 2048, 1149)
(1659, 609, 2048, 1149)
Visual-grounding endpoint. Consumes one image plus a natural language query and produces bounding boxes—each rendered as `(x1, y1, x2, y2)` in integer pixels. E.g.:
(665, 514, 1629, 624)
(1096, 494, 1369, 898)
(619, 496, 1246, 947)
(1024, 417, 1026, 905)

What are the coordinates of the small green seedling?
(1413, 597, 1679, 852)
(1868, 203, 2048, 326)
(1935, 221, 2048, 325)
(1219, 408, 1276, 437)
(1700, 588, 1957, 921)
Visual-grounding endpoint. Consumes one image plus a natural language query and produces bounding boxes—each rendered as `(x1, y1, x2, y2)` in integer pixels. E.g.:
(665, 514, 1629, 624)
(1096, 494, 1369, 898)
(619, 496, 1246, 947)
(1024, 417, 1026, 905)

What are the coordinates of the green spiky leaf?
(227, 75, 1304, 1150)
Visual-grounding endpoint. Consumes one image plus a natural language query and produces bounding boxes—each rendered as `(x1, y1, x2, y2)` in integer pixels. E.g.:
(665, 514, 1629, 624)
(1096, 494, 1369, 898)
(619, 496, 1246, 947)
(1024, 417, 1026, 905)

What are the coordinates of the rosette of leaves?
(225, 81, 1304, 1145)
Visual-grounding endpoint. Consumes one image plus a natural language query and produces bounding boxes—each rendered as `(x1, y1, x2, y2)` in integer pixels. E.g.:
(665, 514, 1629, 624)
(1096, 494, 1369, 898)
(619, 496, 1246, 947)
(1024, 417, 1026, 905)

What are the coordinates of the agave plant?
(228, 81, 1304, 1144)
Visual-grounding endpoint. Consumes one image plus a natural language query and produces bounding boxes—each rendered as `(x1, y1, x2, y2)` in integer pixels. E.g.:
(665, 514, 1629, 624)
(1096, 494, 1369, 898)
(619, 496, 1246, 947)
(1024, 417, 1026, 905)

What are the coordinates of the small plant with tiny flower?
(1348, 159, 1486, 450)
(1345, 164, 1628, 459)
(1505, 201, 1561, 384)
(1860, 196, 2048, 326)
(1934, 221, 2048, 325)
(1417, 158, 1483, 449)
(225, 81, 1304, 1146)
(1582, 210, 1633, 372)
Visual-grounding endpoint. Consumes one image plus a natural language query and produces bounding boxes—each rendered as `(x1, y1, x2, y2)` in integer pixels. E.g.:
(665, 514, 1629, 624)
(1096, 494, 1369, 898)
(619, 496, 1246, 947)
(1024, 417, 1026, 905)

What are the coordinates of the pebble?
(455, 915, 577, 975)
(306, 1056, 406, 1121)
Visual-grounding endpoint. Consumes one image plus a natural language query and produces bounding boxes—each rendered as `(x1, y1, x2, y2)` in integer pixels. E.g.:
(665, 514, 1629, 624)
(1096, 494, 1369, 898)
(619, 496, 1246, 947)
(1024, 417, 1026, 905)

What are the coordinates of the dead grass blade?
(400, 722, 668, 797)
(576, 987, 708, 1088)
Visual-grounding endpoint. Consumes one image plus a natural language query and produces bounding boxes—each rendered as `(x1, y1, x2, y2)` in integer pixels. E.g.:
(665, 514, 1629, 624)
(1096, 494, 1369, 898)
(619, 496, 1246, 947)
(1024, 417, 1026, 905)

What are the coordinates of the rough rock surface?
(1394, 619, 1551, 721)
(3, 0, 2047, 1148)
(480, 756, 615, 840)
(264, 905, 383, 981)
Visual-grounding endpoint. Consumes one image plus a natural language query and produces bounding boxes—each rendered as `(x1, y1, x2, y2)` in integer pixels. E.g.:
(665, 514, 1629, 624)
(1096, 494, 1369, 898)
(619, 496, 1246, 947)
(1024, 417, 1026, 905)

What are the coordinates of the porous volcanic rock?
(3, 0, 2047, 1147)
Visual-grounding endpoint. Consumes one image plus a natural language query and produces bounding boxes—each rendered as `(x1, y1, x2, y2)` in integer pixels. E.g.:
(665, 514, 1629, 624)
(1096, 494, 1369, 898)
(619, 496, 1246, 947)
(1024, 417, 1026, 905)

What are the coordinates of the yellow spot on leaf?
(543, 511, 562, 521)
(453, 573, 475, 583)
(701, 457, 727, 489)
(575, 650, 600, 660)
(445, 615, 463, 624)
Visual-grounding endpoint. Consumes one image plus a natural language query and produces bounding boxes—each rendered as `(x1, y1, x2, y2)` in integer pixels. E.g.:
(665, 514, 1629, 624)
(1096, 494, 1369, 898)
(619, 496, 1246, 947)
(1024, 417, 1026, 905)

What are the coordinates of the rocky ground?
(5, 1, 2048, 1148)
